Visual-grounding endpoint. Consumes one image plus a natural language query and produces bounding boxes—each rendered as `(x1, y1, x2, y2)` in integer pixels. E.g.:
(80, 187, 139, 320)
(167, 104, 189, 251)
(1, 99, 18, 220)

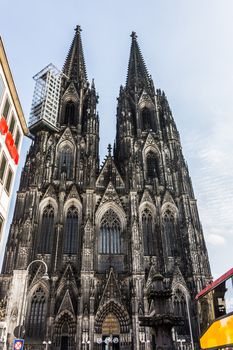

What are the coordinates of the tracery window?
(142, 208, 156, 255)
(146, 151, 159, 180)
(58, 145, 73, 180)
(38, 204, 54, 254)
(142, 107, 153, 130)
(173, 289, 190, 336)
(63, 206, 79, 254)
(65, 101, 75, 125)
(27, 287, 46, 338)
(99, 209, 121, 254)
(163, 209, 176, 256)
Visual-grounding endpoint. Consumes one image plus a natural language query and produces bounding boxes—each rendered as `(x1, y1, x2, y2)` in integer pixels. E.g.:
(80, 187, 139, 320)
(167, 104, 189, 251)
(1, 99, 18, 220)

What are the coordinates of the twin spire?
(63, 26, 152, 91)
(126, 31, 152, 92)
(63, 25, 87, 84)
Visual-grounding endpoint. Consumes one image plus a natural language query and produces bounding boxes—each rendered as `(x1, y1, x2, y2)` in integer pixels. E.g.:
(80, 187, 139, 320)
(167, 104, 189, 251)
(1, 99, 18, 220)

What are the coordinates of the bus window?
(213, 281, 227, 318)
(225, 277, 233, 314)
(213, 277, 233, 318)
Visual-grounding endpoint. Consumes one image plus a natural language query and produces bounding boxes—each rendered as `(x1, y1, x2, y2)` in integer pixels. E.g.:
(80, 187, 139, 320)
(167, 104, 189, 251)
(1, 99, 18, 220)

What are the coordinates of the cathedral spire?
(126, 31, 151, 93)
(63, 25, 87, 84)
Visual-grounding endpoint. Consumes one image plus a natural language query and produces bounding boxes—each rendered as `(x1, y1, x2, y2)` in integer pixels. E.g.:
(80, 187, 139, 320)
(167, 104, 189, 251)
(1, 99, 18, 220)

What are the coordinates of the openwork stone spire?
(63, 25, 87, 83)
(126, 31, 151, 93)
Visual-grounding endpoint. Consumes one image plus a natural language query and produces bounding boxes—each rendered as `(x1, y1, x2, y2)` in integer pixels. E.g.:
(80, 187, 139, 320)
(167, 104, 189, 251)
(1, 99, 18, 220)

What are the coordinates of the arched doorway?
(102, 313, 120, 349)
(95, 301, 131, 350)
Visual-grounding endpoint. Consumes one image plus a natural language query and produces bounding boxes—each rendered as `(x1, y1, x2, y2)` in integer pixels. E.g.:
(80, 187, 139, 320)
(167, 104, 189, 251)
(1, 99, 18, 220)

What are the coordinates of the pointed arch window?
(39, 204, 54, 254)
(65, 101, 75, 125)
(27, 287, 46, 338)
(58, 145, 73, 180)
(163, 209, 176, 256)
(99, 209, 121, 254)
(142, 107, 153, 131)
(146, 151, 159, 180)
(142, 208, 156, 256)
(63, 206, 79, 254)
(173, 289, 190, 336)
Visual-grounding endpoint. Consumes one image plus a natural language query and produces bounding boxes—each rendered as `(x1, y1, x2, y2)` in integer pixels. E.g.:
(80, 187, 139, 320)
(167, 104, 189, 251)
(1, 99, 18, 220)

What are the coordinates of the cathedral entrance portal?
(102, 313, 120, 349)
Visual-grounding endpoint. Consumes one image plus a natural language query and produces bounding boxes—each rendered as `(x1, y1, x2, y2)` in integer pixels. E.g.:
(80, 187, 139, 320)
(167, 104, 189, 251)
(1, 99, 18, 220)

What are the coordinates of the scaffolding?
(29, 63, 63, 132)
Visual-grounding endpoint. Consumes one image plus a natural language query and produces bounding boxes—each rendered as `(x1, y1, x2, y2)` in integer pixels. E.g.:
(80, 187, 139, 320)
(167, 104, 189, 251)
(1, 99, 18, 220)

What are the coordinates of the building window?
(27, 287, 46, 338)
(146, 152, 159, 180)
(0, 153, 7, 181)
(142, 208, 156, 255)
(38, 204, 54, 253)
(142, 107, 153, 131)
(99, 209, 121, 254)
(2, 97, 10, 120)
(9, 113, 16, 133)
(173, 289, 190, 337)
(58, 145, 73, 180)
(163, 210, 176, 256)
(5, 167, 13, 193)
(14, 128, 21, 149)
(0, 215, 4, 242)
(0, 75, 5, 104)
(63, 206, 79, 254)
(64, 101, 75, 125)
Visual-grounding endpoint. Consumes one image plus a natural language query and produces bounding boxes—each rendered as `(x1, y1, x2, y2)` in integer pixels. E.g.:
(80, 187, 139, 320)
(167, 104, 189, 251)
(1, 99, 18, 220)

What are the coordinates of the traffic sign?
(13, 339, 24, 350)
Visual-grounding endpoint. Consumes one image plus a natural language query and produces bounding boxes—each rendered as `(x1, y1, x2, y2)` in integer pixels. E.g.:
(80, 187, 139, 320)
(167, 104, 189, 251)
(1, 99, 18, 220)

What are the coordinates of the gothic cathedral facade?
(0, 27, 211, 350)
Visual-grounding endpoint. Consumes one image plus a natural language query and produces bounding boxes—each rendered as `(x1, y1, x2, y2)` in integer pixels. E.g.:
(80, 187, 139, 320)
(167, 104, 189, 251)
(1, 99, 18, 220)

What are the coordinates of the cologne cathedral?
(0, 27, 211, 350)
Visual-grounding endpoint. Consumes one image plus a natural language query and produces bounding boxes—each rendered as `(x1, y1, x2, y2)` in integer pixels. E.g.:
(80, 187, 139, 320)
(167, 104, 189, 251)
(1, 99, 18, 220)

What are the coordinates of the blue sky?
(1, 0, 233, 278)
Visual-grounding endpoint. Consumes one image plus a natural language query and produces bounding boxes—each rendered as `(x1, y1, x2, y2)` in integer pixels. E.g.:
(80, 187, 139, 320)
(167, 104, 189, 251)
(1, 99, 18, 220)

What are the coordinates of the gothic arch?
(161, 202, 178, 217)
(95, 300, 130, 334)
(38, 203, 56, 254)
(39, 197, 58, 217)
(60, 90, 79, 125)
(63, 198, 82, 219)
(142, 145, 162, 182)
(63, 205, 79, 254)
(172, 283, 191, 337)
(26, 284, 48, 338)
(161, 207, 177, 257)
(57, 139, 75, 152)
(143, 143, 161, 158)
(56, 141, 75, 180)
(98, 209, 121, 254)
(95, 202, 126, 231)
(139, 201, 156, 218)
(139, 207, 157, 256)
(27, 281, 50, 299)
(141, 107, 155, 131)
(53, 310, 76, 349)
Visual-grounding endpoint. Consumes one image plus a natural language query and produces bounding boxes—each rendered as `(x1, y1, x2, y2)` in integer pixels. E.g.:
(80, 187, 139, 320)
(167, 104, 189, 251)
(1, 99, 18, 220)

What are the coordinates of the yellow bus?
(196, 267, 233, 349)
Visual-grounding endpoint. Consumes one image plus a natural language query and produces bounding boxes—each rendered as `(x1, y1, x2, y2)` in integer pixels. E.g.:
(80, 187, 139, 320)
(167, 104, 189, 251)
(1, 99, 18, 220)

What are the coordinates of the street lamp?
(177, 338, 186, 350)
(43, 340, 51, 350)
(18, 259, 49, 338)
(82, 339, 90, 349)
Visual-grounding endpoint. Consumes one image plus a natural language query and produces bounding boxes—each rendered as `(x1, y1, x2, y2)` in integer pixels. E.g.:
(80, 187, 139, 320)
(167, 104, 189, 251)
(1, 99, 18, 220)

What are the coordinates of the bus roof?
(196, 267, 233, 300)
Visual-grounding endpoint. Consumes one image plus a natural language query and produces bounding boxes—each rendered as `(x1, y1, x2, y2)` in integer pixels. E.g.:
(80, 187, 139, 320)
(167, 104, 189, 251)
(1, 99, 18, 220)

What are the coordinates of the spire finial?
(131, 31, 137, 40)
(107, 144, 112, 156)
(126, 31, 152, 93)
(63, 25, 87, 83)
(75, 25, 82, 34)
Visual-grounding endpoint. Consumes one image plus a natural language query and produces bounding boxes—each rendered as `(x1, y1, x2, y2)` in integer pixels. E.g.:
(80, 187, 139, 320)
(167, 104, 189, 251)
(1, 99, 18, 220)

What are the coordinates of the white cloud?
(206, 234, 226, 246)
